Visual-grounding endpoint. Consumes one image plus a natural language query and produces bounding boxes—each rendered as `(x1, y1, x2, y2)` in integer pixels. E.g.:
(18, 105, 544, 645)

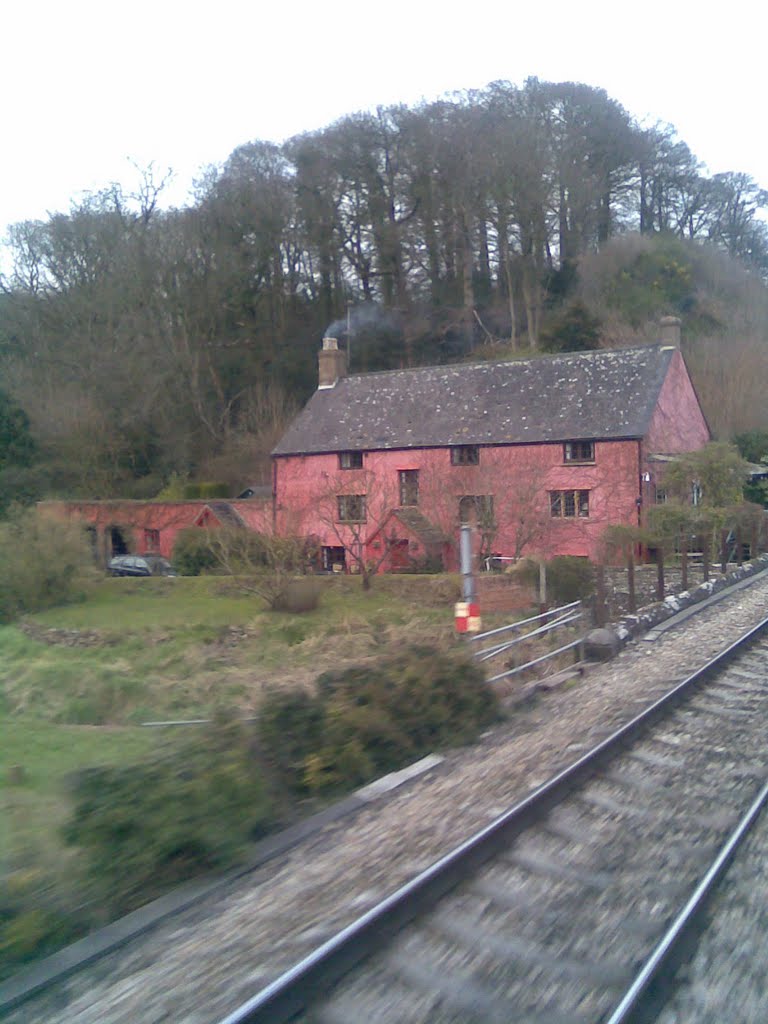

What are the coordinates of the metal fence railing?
(470, 600, 586, 685)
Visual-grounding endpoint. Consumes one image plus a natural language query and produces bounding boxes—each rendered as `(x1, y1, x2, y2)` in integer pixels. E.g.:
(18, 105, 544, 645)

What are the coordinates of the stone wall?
(476, 576, 534, 614)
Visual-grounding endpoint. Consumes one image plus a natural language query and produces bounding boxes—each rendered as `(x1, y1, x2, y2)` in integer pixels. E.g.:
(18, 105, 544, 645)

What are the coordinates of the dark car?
(107, 555, 176, 577)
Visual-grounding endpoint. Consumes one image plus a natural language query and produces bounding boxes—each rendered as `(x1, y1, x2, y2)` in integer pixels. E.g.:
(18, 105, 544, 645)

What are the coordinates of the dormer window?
(338, 451, 363, 470)
(563, 440, 594, 463)
(451, 445, 480, 466)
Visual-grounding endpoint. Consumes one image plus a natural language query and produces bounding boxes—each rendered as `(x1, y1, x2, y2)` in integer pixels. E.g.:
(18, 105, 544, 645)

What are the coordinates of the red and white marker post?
(454, 601, 482, 633)
(455, 524, 482, 634)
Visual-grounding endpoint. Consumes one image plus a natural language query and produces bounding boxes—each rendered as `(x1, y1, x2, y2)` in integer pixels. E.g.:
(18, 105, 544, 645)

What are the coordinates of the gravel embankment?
(654, 797, 768, 1024)
(311, 654, 768, 1024)
(7, 572, 768, 1024)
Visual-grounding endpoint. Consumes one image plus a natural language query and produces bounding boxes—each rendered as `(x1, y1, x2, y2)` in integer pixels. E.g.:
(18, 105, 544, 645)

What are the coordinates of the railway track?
(218, 620, 768, 1024)
(5, 571, 768, 1024)
(646, 780, 768, 1024)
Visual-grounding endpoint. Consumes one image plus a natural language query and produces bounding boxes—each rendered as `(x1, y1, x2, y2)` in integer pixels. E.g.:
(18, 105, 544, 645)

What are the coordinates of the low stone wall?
(586, 554, 768, 659)
(476, 576, 534, 614)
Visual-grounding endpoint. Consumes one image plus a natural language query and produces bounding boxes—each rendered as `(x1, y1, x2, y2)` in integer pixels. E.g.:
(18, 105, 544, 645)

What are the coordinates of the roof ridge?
(338, 342, 668, 383)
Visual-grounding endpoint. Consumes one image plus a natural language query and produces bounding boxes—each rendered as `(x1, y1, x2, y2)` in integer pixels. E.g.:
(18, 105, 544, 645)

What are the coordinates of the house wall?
(40, 350, 710, 573)
(639, 349, 711, 510)
(644, 350, 710, 455)
(274, 439, 643, 564)
(364, 511, 454, 572)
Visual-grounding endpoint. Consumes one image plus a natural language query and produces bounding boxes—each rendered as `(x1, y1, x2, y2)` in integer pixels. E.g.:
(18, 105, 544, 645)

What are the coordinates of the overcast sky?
(3, 0, 767, 247)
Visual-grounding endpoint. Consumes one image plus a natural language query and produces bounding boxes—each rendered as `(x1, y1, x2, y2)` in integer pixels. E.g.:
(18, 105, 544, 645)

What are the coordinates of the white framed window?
(451, 445, 480, 466)
(563, 440, 595, 463)
(338, 451, 363, 470)
(337, 494, 366, 522)
(398, 469, 419, 506)
(550, 489, 590, 518)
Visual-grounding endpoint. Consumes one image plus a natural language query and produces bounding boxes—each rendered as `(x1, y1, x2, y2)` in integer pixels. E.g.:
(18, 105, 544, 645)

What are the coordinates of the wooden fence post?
(595, 564, 607, 627)
(720, 529, 728, 574)
(680, 531, 688, 591)
(627, 550, 636, 614)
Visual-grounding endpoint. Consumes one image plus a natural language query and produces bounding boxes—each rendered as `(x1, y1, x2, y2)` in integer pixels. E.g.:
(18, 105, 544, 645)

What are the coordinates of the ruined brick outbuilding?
(42, 498, 272, 565)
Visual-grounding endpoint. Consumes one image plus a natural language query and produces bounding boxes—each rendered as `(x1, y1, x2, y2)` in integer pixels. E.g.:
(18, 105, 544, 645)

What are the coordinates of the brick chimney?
(659, 315, 681, 348)
(318, 337, 347, 389)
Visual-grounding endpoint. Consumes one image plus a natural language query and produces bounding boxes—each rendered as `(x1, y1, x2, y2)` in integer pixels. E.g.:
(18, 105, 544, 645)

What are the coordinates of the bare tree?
(418, 448, 555, 568)
(313, 468, 403, 590)
(196, 524, 314, 608)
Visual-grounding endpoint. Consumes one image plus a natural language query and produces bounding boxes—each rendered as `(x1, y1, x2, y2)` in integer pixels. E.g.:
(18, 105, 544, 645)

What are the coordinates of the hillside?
(1, 78, 768, 505)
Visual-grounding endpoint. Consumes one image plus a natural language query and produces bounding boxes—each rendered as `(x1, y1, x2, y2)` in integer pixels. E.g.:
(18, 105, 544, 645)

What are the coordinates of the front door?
(389, 539, 410, 571)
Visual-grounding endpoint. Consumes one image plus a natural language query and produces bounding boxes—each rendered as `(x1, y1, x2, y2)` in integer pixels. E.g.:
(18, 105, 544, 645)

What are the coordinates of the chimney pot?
(659, 315, 681, 348)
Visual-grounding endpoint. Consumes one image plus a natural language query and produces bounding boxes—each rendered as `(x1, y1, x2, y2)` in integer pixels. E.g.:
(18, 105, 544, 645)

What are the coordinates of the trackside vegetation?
(257, 646, 498, 795)
(0, 509, 92, 624)
(0, 574, 496, 981)
(62, 715, 274, 915)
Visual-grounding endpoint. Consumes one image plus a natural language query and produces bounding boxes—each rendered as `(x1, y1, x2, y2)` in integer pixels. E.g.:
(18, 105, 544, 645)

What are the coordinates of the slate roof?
(202, 502, 246, 528)
(273, 344, 677, 456)
(389, 508, 448, 545)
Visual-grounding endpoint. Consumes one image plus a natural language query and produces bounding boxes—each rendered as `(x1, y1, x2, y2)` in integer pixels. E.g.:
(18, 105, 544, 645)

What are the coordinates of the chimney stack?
(659, 315, 681, 349)
(318, 337, 347, 389)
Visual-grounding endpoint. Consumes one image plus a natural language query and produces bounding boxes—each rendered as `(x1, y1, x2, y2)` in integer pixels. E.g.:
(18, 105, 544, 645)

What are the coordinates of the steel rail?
(215, 615, 768, 1024)
(605, 777, 768, 1024)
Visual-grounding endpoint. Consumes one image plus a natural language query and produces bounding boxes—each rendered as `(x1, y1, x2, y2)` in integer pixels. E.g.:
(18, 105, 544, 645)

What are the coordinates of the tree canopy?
(2, 80, 768, 500)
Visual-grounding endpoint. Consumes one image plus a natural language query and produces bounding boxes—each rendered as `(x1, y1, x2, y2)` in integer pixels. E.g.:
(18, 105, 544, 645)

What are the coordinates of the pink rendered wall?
(40, 499, 272, 562)
(644, 350, 710, 455)
(274, 440, 642, 563)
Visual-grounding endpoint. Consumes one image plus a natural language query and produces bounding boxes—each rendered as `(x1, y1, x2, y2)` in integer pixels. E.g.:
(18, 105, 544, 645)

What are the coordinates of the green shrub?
(181, 482, 229, 499)
(63, 717, 273, 913)
(258, 646, 498, 795)
(514, 556, 595, 604)
(154, 472, 188, 500)
(172, 528, 223, 576)
(546, 556, 595, 603)
(600, 236, 697, 328)
(0, 509, 91, 623)
(198, 482, 230, 499)
(271, 578, 322, 613)
(173, 527, 273, 576)
(0, 869, 85, 980)
(734, 429, 768, 465)
(540, 301, 602, 353)
(257, 688, 325, 784)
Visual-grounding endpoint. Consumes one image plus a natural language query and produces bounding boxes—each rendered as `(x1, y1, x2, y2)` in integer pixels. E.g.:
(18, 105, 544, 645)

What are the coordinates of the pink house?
(272, 317, 710, 571)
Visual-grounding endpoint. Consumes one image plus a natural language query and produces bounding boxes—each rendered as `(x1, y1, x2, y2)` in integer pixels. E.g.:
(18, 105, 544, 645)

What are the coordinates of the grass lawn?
(0, 574, 462, 868)
(0, 571, 520, 976)
(1, 716, 158, 867)
(1, 576, 458, 726)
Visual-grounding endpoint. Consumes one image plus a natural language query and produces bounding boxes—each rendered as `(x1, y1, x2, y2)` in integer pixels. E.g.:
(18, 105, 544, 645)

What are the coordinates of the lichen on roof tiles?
(273, 344, 675, 456)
